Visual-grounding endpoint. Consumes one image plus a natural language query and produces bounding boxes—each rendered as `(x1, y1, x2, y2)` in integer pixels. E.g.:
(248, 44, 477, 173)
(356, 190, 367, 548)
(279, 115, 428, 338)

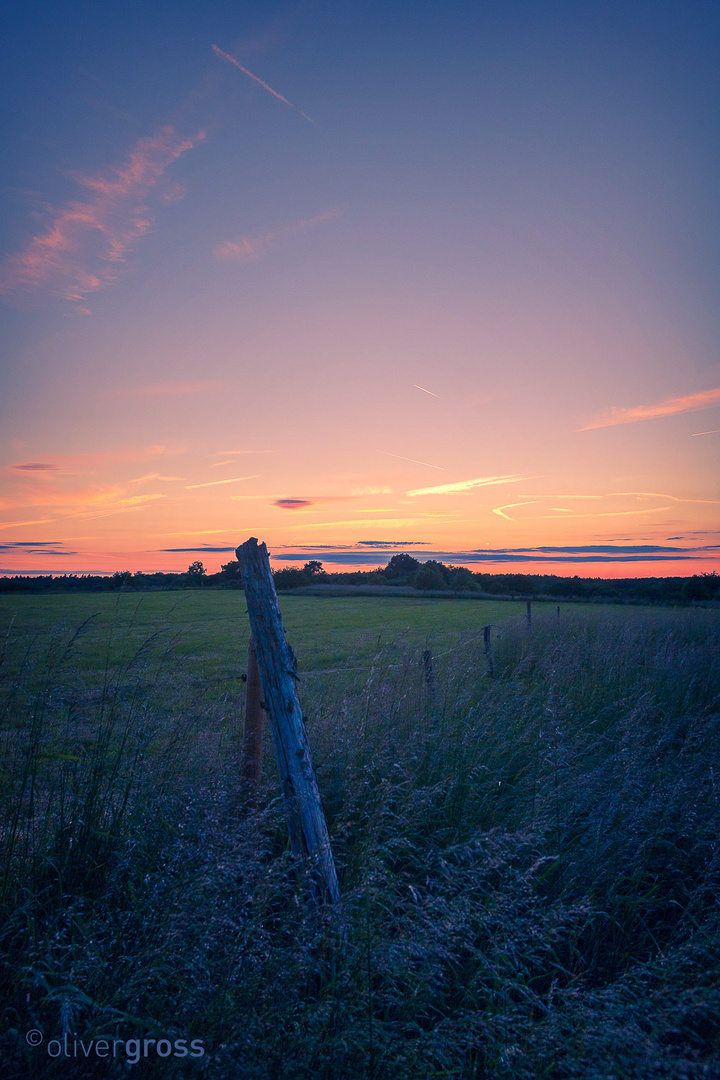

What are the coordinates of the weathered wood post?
(236, 537, 340, 905)
(483, 625, 495, 679)
(421, 649, 438, 717)
(241, 634, 264, 786)
(526, 600, 532, 634)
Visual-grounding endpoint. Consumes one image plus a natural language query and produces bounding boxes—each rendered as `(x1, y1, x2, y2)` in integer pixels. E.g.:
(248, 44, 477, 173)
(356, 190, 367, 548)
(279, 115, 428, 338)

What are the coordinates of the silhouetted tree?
(304, 560, 325, 577)
(447, 566, 476, 591)
(414, 561, 447, 590)
(383, 553, 421, 581)
(186, 560, 206, 586)
(273, 566, 311, 589)
(682, 572, 720, 602)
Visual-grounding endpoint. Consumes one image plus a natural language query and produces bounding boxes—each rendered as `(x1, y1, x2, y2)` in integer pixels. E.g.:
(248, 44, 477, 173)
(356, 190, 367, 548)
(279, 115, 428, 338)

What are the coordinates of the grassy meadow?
(1, 591, 719, 1078)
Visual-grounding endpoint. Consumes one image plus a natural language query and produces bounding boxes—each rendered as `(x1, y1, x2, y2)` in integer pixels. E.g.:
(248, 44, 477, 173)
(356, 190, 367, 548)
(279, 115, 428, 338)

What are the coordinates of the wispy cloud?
(289, 518, 424, 530)
(212, 449, 273, 456)
(185, 475, 259, 489)
(578, 387, 720, 431)
(407, 475, 527, 497)
(607, 490, 720, 505)
(493, 501, 540, 521)
(214, 208, 338, 262)
(273, 496, 355, 510)
(127, 473, 183, 484)
(158, 529, 234, 537)
(489, 489, 720, 523)
(0, 127, 205, 302)
(0, 519, 54, 531)
(52, 444, 183, 469)
(10, 463, 57, 472)
(212, 44, 316, 124)
(271, 543, 719, 567)
(160, 546, 236, 553)
(358, 540, 430, 547)
(2, 470, 168, 520)
(275, 499, 312, 510)
(0, 540, 66, 550)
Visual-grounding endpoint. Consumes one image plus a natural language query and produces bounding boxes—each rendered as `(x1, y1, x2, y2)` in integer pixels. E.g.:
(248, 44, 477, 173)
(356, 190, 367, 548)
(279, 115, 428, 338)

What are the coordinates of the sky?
(1, 0, 719, 577)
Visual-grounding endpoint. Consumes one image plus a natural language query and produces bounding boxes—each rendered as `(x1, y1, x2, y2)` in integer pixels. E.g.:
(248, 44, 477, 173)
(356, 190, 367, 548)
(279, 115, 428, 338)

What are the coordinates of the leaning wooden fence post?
(241, 634, 264, 787)
(483, 625, 495, 679)
(421, 649, 438, 718)
(236, 537, 340, 906)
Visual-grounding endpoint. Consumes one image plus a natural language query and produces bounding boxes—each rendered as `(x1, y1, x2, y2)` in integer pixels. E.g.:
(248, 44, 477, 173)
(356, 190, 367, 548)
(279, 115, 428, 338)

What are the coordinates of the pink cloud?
(0, 127, 205, 302)
(214, 208, 339, 262)
(577, 387, 720, 430)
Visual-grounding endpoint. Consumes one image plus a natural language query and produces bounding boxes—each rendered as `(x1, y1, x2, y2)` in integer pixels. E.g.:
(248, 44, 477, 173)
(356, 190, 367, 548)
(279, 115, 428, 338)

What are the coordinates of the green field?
(0, 590, 528, 692)
(2, 592, 719, 1078)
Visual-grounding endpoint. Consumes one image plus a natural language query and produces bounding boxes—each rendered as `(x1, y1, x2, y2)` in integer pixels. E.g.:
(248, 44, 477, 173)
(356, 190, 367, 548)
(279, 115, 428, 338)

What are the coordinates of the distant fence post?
(526, 600, 532, 634)
(421, 649, 438, 717)
(241, 634, 264, 787)
(483, 625, 495, 679)
(236, 537, 340, 906)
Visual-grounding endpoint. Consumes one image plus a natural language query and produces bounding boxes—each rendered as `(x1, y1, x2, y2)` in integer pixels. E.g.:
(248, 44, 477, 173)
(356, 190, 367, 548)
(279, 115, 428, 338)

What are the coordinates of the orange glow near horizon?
(1, 6, 718, 581)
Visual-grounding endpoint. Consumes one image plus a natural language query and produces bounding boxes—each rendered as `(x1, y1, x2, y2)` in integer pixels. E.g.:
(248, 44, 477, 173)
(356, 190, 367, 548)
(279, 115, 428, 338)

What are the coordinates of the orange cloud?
(578, 387, 720, 430)
(0, 127, 205, 301)
(214, 209, 339, 262)
(0, 519, 54, 531)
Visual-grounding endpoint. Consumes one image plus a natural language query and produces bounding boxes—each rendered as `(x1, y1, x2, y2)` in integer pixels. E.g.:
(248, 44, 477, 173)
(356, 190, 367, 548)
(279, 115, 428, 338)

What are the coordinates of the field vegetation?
(1, 593, 719, 1077)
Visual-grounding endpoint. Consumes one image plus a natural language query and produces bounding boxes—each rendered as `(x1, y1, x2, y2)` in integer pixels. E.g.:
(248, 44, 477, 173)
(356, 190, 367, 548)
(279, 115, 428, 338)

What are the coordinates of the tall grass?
(1, 606, 719, 1078)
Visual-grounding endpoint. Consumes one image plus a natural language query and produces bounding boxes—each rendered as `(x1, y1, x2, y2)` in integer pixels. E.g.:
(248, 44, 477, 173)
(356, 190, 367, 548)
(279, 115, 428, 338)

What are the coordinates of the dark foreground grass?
(1, 603, 719, 1078)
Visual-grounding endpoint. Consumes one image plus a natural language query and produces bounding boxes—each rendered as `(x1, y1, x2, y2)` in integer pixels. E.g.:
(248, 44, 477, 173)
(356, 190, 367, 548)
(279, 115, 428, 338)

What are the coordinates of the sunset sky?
(1, 0, 719, 577)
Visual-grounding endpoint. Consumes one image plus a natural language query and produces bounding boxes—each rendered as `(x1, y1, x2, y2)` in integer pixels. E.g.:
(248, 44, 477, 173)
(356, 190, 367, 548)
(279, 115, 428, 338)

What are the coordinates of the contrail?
(212, 45, 316, 124)
(414, 384, 439, 397)
(408, 475, 527, 497)
(492, 501, 539, 521)
(185, 475, 259, 489)
(378, 451, 444, 471)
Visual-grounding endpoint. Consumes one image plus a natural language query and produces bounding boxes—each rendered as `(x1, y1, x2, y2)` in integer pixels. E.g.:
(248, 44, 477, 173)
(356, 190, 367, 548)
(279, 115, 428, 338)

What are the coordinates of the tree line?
(271, 553, 720, 604)
(1, 552, 717, 604)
